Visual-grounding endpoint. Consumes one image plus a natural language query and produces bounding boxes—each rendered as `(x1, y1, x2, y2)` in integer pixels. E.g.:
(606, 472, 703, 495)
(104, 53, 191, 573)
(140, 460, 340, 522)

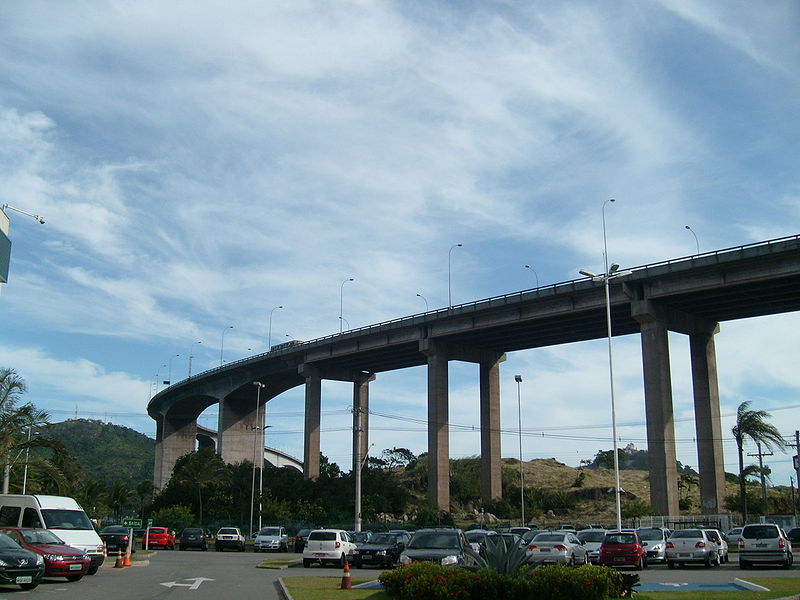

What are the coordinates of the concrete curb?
(276, 577, 293, 600)
(734, 578, 770, 592)
(257, 561, 300, 570)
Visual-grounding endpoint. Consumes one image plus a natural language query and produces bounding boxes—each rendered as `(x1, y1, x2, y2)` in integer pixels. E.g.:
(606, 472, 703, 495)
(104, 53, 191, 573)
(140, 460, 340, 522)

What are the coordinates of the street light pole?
(268, 305, 283, 349)
(416, 293, 428, 312)
(515, 375, 524, 526)
(685, 225, 700, 255)
(340, 278, 354, 334)
(153, 363, 166, 395)
(524, 265, 539, 288)
(165, 354, 180, 387)
(187, 341, 202, 378)
(448, 243, 463, 308)
(21, 428, 34, 494)
(250, 381, 265, 539)
(220, 325, 234, 366)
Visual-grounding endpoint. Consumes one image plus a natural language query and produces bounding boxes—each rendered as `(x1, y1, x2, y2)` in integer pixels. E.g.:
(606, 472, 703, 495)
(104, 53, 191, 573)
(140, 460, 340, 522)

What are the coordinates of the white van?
(0, 495, 105, 574)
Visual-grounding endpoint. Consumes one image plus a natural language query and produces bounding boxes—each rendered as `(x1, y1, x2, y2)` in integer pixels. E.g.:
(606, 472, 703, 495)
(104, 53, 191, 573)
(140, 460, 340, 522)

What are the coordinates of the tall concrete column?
(633, 301, 679, 516)
(304, 370, 322, 480)
(218, 395, 261, 465)
(352, 377, 370, 474)
(157, 414, 197, 489)
(427, 350, 450, 510)
(154, 419, 164, 489)
(690, 325, 726, 514)
(480, 358, 502, 502)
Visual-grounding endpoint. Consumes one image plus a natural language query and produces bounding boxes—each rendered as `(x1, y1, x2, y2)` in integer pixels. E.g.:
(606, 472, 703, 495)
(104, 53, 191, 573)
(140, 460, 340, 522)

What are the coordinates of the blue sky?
(1, 1, 799, 490)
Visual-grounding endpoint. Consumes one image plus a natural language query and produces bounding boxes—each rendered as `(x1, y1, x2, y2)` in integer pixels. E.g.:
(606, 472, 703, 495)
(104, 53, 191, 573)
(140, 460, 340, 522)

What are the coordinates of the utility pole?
(786, 430, 800, 526)
(748, 443, 774, 520)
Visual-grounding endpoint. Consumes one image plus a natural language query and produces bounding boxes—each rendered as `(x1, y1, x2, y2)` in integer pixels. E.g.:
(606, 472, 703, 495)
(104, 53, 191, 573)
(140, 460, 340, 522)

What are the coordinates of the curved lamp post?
(448, 243, 463, 308)
(187, 341, 202, 378)
(515, 375, 524, 526)
(685, 225, 700, 255)
(268, 305, 283, 349)
(250, 381, 266, 538)
(524, 265, 539, 288)
(219, 325, 234, 366)
(340, 278, 354, 333)
(416, 293, 428, 312)
(165, 354, 180, 387)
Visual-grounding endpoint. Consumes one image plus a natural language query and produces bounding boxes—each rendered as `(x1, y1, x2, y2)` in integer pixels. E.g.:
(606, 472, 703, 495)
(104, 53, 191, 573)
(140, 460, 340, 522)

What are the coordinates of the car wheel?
(253, 548, 259, 553)
(180, 546, 185, 551)
(353, 560, 362, 569)
(704, 554, 712, 568)
(19, 583, 39, 591)
(239, 543, 244, 552)
(339, 554, 346, 568)
(202, 545, 207, 551)
(740, 560, 749, 569)
(635, 556, 643, 570)
(87, 565, 99, 575)
(215, 546, 221, 552)
(783, 555, 792, 569)
(303, 559, 311, 568)
(567, 554, 576, 568)
(667, 560, 675, 569)
(643, 556, 649, 569)
(66, 575, 83, 582)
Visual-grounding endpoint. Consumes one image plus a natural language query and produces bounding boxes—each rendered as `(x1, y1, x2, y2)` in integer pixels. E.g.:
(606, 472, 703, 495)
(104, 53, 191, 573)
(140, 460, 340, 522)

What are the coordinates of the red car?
(142, 527, 175, 549)
(599, 531, 648, 570)
(1, 527, 90, 582)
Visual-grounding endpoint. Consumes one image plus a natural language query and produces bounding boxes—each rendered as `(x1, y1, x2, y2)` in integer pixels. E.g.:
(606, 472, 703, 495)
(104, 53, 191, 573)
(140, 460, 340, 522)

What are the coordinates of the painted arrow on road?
(160, 577, 215, 590)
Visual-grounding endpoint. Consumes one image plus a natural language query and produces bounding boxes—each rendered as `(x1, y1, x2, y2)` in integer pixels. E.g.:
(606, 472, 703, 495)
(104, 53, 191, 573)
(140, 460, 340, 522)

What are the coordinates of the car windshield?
(604, 533, 636, 545)
(369, 534, 395, 545)
(408, 532, 460, 549)
(522, 530, 542, 542)
(259, 528, 281, 536)
(637, 529, 665, 541)
(41, 509, 94, 531)
(218, 529, 238, 535)
(671, 530, 702, 538)
(0, 532, 21, 549)
(743, 526, 779, 539)
(23, 530, 64, 545)
(533, 533, 565, 542)
(578, 531, 606, 543)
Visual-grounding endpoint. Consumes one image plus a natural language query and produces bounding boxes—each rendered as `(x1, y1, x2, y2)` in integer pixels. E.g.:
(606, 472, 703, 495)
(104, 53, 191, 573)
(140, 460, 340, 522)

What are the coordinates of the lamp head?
(609, 263, 620, 274)
(579, 269, 598, 278)
(685, 225, 691, 230)
(37, 216, 45, 224)
(514, 375, 522, 383)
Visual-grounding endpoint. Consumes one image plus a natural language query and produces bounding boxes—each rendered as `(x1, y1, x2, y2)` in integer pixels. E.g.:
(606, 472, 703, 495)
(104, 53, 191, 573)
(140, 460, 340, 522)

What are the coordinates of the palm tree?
(175, 449, 230, 525)
(0, 403, 50, 493)
(136, 480, 155, 518)
(0, 368, 27, 412)
(108, 481, 134, 522)
(732, 401, 785, 522)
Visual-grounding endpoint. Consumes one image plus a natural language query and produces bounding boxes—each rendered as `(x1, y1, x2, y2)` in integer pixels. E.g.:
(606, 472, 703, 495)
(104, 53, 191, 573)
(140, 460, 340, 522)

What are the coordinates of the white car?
(254, 526, 289, 552)
(302, 529, 356, 568)
(215, 527, 245, 552)
(577, 529, 606, 564)
(703, 528, 728, 563)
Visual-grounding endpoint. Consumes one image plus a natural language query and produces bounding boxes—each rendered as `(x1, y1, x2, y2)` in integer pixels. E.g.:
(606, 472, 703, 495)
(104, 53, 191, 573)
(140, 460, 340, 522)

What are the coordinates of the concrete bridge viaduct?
(148, 235, 800, 517)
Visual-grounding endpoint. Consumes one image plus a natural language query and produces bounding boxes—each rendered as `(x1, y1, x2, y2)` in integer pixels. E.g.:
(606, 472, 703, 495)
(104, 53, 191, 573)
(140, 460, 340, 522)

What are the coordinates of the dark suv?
(739, 523, 793, 569)
(398, 528, 480, 568)
(179, 528, 208, 551)
(352, 531, 411, 568)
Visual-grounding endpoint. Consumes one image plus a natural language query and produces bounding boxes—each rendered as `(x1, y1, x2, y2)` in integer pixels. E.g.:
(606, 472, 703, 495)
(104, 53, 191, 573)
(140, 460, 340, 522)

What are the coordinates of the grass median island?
(257, 556, 300, 568)
(281, 577, 390, 600)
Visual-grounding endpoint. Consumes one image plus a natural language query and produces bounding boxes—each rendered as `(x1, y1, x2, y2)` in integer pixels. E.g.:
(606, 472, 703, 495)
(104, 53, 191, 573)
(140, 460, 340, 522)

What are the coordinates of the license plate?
(15, 576, 32, 584)
(678, 553, 690, 558)
(314, 552, 325, 557)
(540, 549, 550, 552)
(614, 557, 626, 562)
(69, 564, 82, 571)
(756, 543, 767, 548)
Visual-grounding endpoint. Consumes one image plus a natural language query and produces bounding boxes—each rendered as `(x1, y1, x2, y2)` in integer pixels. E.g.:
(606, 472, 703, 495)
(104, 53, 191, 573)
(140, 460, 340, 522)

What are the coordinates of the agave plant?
(472, 535, 539, 577)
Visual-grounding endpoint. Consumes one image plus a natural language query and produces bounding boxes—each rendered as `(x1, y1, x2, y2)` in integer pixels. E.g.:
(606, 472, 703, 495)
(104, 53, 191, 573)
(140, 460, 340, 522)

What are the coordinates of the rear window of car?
(637, 529, 665, 541)
(742, 525, 779, 539)
(259, 528, 282, 536)
(533, 533, 565, 542)
(604, 533, 636, 545)
(670, 530, 702, 538)
(150, 528, 167, 534)
(408, 532, 460, 549)
(309, 531, 337, 541)
(578, 531, 606, 543)
(182, 529, 203, 535)
(218, 528, 238, 535)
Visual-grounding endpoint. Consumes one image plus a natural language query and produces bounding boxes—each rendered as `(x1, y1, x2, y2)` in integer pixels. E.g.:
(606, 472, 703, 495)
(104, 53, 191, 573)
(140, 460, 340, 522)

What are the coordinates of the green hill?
(42, 419, 154, 486)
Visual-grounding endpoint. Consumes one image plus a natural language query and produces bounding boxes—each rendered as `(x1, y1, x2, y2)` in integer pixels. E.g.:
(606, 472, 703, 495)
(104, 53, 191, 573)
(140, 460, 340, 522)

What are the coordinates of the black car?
(179, 528, 208, 551)
(352, 532, 411, 568)
(0, 531, 44, 590)
(787, 528, 800, 548)
(398, 528, 480, 568)
(293, 528, 312, 553)
(99, 525, 135, 554)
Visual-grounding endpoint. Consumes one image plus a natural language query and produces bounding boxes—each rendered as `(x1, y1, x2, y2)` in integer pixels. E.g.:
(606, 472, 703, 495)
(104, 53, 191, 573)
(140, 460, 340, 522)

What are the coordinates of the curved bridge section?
(149, 235, 800, 516)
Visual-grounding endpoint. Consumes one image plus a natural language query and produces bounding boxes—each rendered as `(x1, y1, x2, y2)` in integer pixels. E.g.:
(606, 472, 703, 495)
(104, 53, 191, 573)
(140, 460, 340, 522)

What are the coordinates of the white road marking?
(160, 577, 215, 590)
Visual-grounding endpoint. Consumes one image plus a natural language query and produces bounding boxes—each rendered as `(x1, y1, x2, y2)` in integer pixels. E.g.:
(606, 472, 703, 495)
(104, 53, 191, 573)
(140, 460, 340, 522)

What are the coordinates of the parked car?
(526, 531, 588, 566)
(787, 527, 800, 548)
(0, 530, 44, 590)
(215, 527, 245, 552)
(738, 523, 793, 569)
(666, 529, 719, 568)
(499, 532, 524, 549)
(143, 526, 175, 549)
(98, 525, 135, 555)
(725, 527, 743, 545)
(599, 530, 647, 570)
(350, 531, 372, 546)
(179, 528, 208, 551)
(465, 529, 497, 555)
(352, 531, 411, 568)
(302, 529, 356, 568)
(399, 528, 480, 569)
(577, 529, 607, 564)
(636, 528, 670, 564)
(1, 527, 88, 582)
(293, 528, 312, 553)
(254, 526, 289, 552)
(520, 529, 544, 545)
(509, 527, 531, 536)
(703, 528, 729, 563)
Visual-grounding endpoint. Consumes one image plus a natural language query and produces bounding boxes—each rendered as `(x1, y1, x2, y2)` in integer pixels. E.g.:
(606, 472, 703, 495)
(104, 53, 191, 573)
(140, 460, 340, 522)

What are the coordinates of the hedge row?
(379, 562, 630, 600)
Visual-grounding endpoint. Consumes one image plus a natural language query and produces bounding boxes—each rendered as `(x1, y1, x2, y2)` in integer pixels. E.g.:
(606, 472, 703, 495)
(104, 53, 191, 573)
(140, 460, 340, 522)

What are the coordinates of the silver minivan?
(253, 526, 288, 552)
(739, 523, 793, 569)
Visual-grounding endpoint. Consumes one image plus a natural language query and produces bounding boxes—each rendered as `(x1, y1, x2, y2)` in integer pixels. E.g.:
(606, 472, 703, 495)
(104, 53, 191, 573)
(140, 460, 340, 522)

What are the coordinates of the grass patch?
(637, 577, 800, 600)
(282, 577, 390, 600)
(258, 556, 300, 568)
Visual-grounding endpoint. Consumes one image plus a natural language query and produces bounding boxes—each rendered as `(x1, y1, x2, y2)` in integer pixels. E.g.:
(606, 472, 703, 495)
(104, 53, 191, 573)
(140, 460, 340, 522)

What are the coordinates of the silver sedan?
(666, 529, 720, 568)
(526, 531, 588, 566)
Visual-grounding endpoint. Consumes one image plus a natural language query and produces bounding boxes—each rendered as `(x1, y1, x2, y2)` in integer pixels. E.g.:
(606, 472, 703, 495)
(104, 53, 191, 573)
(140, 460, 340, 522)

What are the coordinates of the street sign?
(122, 518, 142, 528)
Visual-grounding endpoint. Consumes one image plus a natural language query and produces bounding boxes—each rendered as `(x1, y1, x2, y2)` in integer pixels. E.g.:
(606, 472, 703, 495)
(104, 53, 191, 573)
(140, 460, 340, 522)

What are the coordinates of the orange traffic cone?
(340, 560, 352, 590)
(114, 549, 124, 568)
(123, 544, 132, 567)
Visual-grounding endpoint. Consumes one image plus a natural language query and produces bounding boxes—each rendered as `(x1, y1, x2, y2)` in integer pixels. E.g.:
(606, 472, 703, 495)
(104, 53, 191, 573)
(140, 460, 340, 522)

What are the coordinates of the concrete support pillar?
(304, 371, 322, 480)
(154, 419, 164, 489)
(427, 350, 450, 511)
(352, 378, 370, 474)
(480, 358, 503, 502)
(218, 395, 261, 465)
(634, 306, 679, 516)
(156, 415, 197, 489)
(690, 325, 726, 514)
